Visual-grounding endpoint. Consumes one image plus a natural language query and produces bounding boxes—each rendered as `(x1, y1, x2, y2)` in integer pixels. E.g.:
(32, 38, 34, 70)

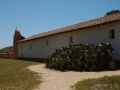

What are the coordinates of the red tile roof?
(18, 13, 120, 43)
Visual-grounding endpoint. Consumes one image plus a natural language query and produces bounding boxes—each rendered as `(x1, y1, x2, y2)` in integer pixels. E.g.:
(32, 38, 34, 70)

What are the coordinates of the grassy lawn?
(0, 59, 41, 90)
(72, 75, 120, 90)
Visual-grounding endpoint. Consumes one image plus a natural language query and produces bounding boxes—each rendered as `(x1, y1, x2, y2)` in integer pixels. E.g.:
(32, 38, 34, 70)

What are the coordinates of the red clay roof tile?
(18, 13, 120, 43)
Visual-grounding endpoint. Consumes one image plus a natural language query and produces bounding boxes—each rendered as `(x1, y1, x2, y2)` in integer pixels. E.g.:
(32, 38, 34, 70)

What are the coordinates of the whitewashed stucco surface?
(18, 21, 120, 60)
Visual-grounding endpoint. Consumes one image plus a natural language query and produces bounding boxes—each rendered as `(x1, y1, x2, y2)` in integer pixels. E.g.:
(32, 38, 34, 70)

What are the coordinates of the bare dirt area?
(28, 64, 120, 90)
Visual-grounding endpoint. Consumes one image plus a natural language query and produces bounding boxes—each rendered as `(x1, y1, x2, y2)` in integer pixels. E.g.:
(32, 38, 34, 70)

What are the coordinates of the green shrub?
(45, 43, 114, 71)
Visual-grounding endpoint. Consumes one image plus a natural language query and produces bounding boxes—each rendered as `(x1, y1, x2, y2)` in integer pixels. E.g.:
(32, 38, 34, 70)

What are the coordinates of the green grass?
(0, 59, 41, 90)
(72, 75, 120, 90)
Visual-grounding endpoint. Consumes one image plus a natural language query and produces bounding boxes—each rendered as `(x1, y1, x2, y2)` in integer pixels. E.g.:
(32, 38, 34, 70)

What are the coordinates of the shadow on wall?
(18, 57, 45, 63)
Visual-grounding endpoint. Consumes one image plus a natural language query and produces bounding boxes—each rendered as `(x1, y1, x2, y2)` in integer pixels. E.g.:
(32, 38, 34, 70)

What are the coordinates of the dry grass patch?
(0, 59, 41, 90)
(72, 75, 120, 90)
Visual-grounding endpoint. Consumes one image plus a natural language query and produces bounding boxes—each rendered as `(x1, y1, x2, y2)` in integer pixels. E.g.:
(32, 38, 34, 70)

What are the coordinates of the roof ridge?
(18, 13, 120, 43)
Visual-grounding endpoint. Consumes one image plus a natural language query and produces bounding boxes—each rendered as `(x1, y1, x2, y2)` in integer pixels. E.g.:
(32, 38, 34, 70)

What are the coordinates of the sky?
(0, 0, 120, 49)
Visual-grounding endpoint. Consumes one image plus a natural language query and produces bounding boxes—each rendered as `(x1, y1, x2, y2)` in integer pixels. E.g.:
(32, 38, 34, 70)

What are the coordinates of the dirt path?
(28, 64, 120, 90)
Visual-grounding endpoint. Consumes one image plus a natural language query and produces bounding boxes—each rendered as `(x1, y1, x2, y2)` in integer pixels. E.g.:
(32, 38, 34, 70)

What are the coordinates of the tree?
(105, 10, 120, 16)
(0, 46, 13, 53)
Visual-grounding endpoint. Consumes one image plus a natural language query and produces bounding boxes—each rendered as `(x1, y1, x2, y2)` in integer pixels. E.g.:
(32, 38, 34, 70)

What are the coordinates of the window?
(46, 40, 49, 46)
(30, 45, 32, 49)
(21, 52, 23, 58)
(21, 46, 23, 50)
(70, 36, 73, 43)
(109, 29, 115, 39)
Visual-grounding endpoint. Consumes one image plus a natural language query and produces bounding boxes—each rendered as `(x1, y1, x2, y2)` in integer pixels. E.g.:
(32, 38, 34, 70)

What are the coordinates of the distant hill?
(0, 46, 13, 53)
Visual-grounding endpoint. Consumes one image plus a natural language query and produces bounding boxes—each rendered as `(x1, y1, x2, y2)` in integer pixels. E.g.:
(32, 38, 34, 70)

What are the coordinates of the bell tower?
(13, 28, 24, 59)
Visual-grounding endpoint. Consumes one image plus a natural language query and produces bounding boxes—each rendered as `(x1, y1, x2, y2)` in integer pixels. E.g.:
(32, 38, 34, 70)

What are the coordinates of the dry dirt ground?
(28, 64, 120, 90)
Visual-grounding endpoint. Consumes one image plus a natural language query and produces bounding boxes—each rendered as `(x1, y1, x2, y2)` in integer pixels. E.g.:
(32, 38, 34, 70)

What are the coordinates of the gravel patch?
(28, 64, 120, 90)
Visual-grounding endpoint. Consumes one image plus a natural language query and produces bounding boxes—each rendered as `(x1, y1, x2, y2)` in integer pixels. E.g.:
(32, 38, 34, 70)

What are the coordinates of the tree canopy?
(105, 10, 120, 16)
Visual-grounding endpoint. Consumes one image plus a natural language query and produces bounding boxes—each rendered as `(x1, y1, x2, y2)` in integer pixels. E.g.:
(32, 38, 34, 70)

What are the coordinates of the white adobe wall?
(18, 21, 120, 60)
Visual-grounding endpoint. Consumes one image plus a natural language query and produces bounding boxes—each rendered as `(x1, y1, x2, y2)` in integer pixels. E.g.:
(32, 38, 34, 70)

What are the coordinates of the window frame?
(109, 29, 115, 39)
(21, 46, 23, 50)
(70, 36, 73, 43)
(30, 44, 32, 49)
(46, 40, 49, 46)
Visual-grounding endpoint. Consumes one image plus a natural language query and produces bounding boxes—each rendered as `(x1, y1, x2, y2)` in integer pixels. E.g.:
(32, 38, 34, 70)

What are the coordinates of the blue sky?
(0, 0, 120, 49)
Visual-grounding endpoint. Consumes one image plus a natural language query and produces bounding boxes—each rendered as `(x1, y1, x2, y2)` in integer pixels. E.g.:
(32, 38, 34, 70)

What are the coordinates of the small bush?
(45, 43, 114, 71)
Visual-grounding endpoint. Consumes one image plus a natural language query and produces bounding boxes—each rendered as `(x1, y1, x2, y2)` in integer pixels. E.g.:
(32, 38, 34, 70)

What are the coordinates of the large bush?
(45, 43, 114, 71)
